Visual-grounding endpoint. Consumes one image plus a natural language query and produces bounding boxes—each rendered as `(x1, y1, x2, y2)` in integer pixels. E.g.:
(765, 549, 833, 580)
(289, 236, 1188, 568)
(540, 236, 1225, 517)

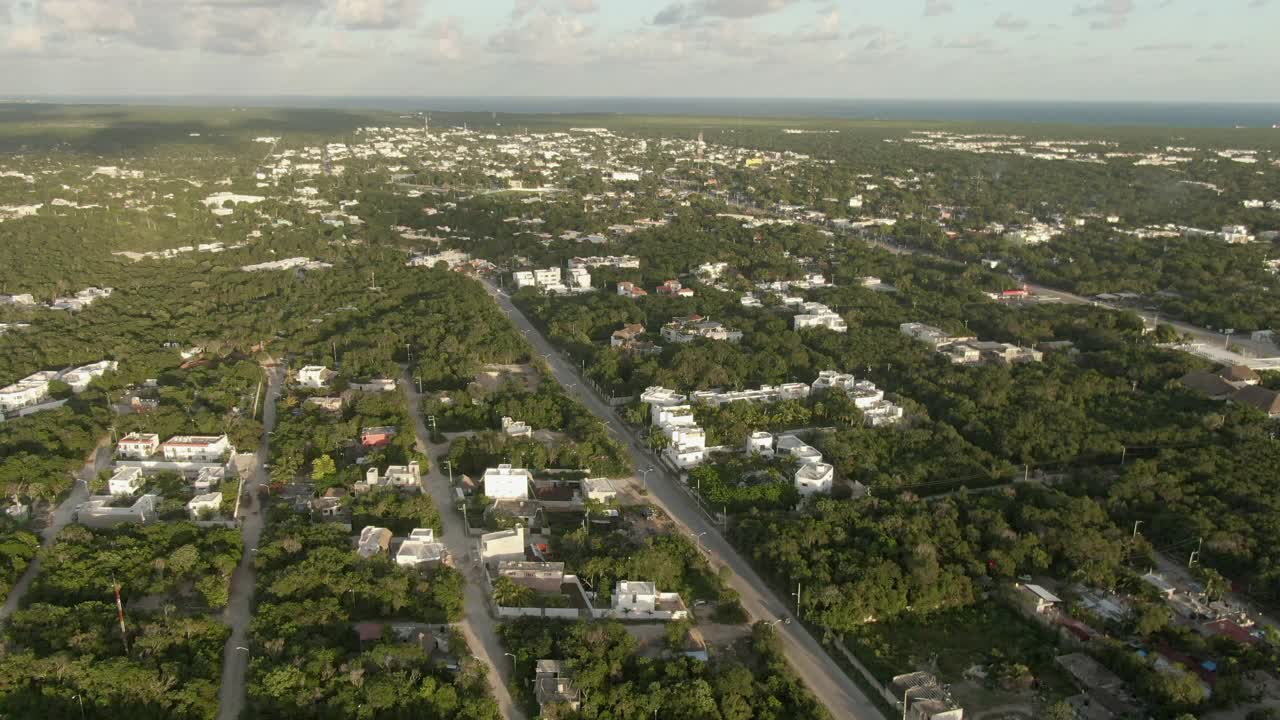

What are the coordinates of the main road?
(480, 280, 885, 720)
(217, 364, 284, 720)
(402, 371, 526, 720)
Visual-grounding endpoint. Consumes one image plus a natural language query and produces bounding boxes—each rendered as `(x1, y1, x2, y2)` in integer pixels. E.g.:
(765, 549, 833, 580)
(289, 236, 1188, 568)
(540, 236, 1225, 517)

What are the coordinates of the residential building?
(661, 315, 742, 344)
(641, 386, 686, 407)
(1017, 583, 1062, 615)
(696, 261, 728, 280)
(582, 478, 624, 503)
(1219, 365, 1261, 388)
(483, 464, 532, 500)
(0, 371, 56, 412)
(396, 528, 445, 568)
(1221, 225, 1253, 243)
(863, 401, 906, 427)
(691, 382, 810, 407)
(193, 467, 226, 493)
(304, 396, 343, 412)
(350, 378, 397, 392)
(297, 365, 336, 389)
(793, 303, 847, 332)
(651, 402, 696, 428)
(357, 526, 393, 558)
(363, 461, 422, 490)
(160, 435, 231, 463)
(117, 432, 161, 459)
(534, 660, 581, 714)
(360, 426, 397, 447)
(1179, 371, 1237, 400)
(892, 672, 965, 720)
(656, 279, 694, 297)
(1234, 385, 1280, 417)
(795, 462, 834, 496)
(75, 494, 157, 528)
(616, 281, 648, 299)
(745, 431, 774, 456)
(498, 561, 566, 593)
(108, 466, 144, 495)
(501, 416, 532, 438)
(610, 171, 640, 182)
(479, 525, 527, 564)
(566, 267, 592, 290)
(59, 360, 118, 392)
(900, 322, 955, 349)
(613, 580, 659, 613)
(568, 255, 639, 270)
(610, 323, 645, 349)
(187, 492, 223, 519)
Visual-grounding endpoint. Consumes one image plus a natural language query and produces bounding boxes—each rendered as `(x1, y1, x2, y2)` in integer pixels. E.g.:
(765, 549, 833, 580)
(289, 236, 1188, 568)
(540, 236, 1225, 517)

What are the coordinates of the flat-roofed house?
(160, 435, 231, 463)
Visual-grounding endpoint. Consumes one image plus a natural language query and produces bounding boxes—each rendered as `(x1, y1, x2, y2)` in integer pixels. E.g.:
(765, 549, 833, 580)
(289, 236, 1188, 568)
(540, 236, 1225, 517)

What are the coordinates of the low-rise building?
(357, 526, 393, 558)
(794, 462, 834, 496)
(661, 315, 742, 344)
(617, 281, 648, 299)
(187, 492, 223, 519)
(611, 580, 689, 619)
(193, 466, 226, 493)
(108, 466, 144, 495)
(160, 435, 231, 463)
(892, 672, 965, 720)
(74, 494, 157, 528)
(362, 461, 422, 490)
(360, 426, 397, 447)
(501, 416, 532, 438)
(534, 660, 581, 714)
(498, 561, 566, 593)
(745, 431, 774, 456)
(479, 525, 527, 564)
(296, 365, 336, 389)
(117, 432, 162, 459)
(793, 302, 847, 332)
(656, 279, 694, 297)
(582, 478, 624, 503)
(304, 396, 344, 412)
(1017, 583, 1063, 614)
(396, 528, 445, 568)
(483, 464, 532, 500)
(610, 323, 645, 348)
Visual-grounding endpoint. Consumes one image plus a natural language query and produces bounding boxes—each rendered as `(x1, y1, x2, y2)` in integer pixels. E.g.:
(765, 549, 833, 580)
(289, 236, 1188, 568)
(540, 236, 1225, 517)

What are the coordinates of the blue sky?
(0, 0, 1275, 101)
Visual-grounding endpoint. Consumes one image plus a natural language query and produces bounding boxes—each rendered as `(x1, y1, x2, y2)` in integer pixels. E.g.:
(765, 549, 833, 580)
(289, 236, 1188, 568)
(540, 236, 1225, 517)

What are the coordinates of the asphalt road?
(402, 372, 527, 720)
(481, 280, 885, 720)
(0, 435, 110, 621)
(216, 365, 284, 720)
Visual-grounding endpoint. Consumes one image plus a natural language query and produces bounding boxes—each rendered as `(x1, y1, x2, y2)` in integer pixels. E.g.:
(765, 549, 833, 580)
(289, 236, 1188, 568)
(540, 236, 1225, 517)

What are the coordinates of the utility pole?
(112, 576, 129, 656)
(794, 582, 802, 620)
(1132, 520, 1143, 541)
(1121, 446, 1127, 465)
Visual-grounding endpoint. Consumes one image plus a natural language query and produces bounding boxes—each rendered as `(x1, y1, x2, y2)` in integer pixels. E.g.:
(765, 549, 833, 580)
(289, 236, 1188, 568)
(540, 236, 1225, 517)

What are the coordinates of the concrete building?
(746, 431, 774, 456)
(363, 462, 422, 490)
(187, 492, 223, 519)
(498, 561, 566, 593)
(479, 525, 527, 564)
(60, 360, 118, 392)
(617, 281, 648, 298)
(360, 426, 397, 447)
(160, 435, 231, 463)
(193, 467, 226, 493)
(661, 315, 742, 344)
(793, 303, 847, 332)
(396, 528, 446, 568)
(900, 322, 956, 349)
(613, 580, 659, 613)
(582, 478, 624, 503)
(296, 365, 336, 389)
(795, 462, 835, 496)
(893, 672, 965, 720)
(116, 430, 161, 458)
(501, 416, 532, 438)
(305, 396, 344, 412)
(74, 494, 157, 528)
(610, 323, 645, 348)
(0, 371, 56, 413)
(108, 466, 145, 495)
(640, 386, 686, 407)
(1018, 583, 1063, 615)
(357, 526, 393, 558)
(483, 464, 532, 500)
(534, 660, 581, 714)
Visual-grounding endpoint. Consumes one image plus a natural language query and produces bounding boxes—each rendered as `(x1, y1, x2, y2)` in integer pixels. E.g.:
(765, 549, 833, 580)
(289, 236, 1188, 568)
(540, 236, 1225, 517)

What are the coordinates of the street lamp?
(504, 652, 518, 676)
(72, 695, 85, 720)
(415, 377, 422, 394)
(695, 531, 708, 552)
(443, 460, 454, 485)
(639, 466, 654, 490)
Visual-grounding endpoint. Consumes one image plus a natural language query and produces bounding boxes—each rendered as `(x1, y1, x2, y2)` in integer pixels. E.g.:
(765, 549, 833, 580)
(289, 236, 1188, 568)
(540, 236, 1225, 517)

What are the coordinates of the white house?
(75, 494, 157, 528)
(108, 466, 144, 495)
(652, 403, 696, 428)
(297, 365, 336, 389)
(60, 360, 118, 392)
(795, 463, 834, 496)
(357, 526, 393, 558)
(745, 431, 774, 456)
(364, 461, 422, 489)
(193, 466, 226, 493)
(793, 303, 847, 333)
(613, 581, 658, 613)
(483, 464, 532, 500)
(640, 386, 687, 407)
(160, 435, 231, 463)
(117, 432, 161, 459)
(582, 478, 623, 503)
(187, 492, 223, 519)
(396, 528, 445, 568)
(479, 525, 527, 564)
(0, 372, 56, 413)
(501, 416, 532, 438)
(566, 267, 592, 290)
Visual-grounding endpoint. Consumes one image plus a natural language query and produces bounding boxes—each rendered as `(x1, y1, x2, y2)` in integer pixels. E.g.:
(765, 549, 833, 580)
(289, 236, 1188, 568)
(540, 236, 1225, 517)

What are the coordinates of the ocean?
(15, 96, 1280, 129)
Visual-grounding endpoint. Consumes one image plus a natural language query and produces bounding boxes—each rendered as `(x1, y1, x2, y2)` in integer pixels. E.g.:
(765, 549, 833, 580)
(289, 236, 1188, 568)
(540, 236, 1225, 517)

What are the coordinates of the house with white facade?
(609, 581, 689, 620)
(161, 435, 231, 463)
(483, 465, 532, 499)
(795, 463, 835, 496)
(661, 315, 742, 344)
(60, 361, 118, 392)
(479, 525, 527, 564)
(117, 432, 161, 459)
(296, 365, 336, 389)
(793, 303, 847, 333)
(396, 528, 445, 568)
(108, 466, 145, 495)
(0, 371, 57, 413)
(357, 526, 393, 558)
(75, 494, 157, 528)
(362, 462, 422, 490)
(745, 431, 774, 456)
(187, 492, 223, 519)
(501, 416, 532, 438)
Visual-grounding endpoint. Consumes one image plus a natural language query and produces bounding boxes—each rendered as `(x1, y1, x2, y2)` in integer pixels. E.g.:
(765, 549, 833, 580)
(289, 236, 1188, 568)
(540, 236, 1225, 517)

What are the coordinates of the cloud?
(418, 16, 464, 61)
(993, 13, 1027, 31)
(335, 0, 418, 30)
(937, 33, 996, 51)
(1134, 42, 1191, 52)
(652, 0, 799, 26)
(1072, 0, 1135, 30)
(923, 0, 953, 17)
(1249, 0, 1268, 7)
(0, 1, 10, 24)
(2, 26, 43, 54)
(488, 7, 592, 63)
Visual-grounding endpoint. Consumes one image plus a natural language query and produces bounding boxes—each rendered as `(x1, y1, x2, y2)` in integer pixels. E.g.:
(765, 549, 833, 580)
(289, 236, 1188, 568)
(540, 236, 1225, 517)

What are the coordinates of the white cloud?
(1073, 0, 1135, 30)
(335, 0, 419, 30)
(652, 0, 799, 26)
(923, 0, 953, 17)
(488, 7, 592, 64)
(2, 26, 44, 54)
(993, 13, 1027, 31)
(937, 33, 996, 51)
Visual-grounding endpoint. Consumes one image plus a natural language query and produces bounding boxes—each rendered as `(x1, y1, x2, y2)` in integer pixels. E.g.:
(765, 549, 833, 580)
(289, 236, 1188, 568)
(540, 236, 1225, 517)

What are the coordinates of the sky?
(0, 0, 1276, 102)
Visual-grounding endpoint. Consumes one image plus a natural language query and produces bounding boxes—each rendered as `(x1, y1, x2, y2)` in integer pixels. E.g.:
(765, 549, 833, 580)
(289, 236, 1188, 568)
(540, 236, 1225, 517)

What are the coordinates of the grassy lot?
(846, 603, 1078, 709)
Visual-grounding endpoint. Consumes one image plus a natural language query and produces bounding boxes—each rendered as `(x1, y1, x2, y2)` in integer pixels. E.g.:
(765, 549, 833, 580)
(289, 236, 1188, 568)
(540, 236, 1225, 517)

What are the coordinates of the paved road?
(402, 371, 526, 720)
(481, 280, 885, 720)
(867, 238, 1278, 357)
(216, 365, 284, 720)
(0, 435, 111, 621)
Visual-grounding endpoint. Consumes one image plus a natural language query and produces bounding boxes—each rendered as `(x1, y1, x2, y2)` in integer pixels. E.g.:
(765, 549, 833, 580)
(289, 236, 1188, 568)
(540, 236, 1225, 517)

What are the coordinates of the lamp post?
(444, 460, 454, 485)
(504, 652, 518, 677)
(72, 695, 85, 720)
(639, 466, 654, 490)
(1132, 520, 1143, 541)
